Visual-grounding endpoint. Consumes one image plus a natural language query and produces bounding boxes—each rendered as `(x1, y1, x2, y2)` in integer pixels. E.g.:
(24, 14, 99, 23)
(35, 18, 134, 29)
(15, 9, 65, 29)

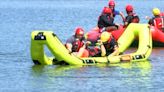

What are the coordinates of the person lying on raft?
(148, 8, 164, 32)
(99, 31, 119, 56)
(85, 40, 106, 57)
(98, 7, 119, 32)
(84, 31, 119, 57)
(124, 4, 140, 27)
(65, 27, 89, 57)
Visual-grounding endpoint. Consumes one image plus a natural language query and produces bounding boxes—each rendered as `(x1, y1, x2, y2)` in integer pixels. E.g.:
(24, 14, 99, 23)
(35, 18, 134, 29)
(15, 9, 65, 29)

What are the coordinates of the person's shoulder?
(100, 14, 108, 19)
(114, 9, 119, 12)
(67, 35, 75, 39)
(126, 15, 133, 18)
(101, 14, 107, 17)
(66, 35, 75, 43)
(114, 9, 120, 15)
(111, 36, 117, 43)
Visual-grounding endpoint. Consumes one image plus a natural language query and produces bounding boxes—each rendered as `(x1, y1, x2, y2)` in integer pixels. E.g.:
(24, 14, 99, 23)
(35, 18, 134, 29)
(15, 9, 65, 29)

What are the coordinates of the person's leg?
(105, 26, 118, 32)
(77, 46, 89, 57)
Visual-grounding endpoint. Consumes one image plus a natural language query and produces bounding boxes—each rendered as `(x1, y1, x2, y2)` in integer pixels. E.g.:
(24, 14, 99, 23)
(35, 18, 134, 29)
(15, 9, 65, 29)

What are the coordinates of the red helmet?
(75, 27, 84, 35)
(103, 7, 112, 14)
(108, 0, 115, 6)
(126, 5, 133, 12)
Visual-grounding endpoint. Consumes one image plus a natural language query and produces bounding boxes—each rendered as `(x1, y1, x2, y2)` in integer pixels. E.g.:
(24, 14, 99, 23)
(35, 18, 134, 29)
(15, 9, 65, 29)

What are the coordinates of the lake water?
(0, 0, 164, 92)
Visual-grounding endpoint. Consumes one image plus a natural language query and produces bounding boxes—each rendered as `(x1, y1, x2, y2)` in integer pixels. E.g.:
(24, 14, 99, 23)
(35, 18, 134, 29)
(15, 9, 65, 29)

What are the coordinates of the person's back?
(103, 36, 118, 55)
(98, 7, 115, 28)
(100, 31, 119, 56)
(98, 14, 114, 29)
(85, 27, 101, 45)
(152, 16, 164, 31)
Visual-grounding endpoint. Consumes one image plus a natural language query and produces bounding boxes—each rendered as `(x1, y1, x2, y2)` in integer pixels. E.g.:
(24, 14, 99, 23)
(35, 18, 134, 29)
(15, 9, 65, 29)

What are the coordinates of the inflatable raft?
(111, 25, 164, 47)
(31, 23, 152, 65)
(150, 26, 164, 46)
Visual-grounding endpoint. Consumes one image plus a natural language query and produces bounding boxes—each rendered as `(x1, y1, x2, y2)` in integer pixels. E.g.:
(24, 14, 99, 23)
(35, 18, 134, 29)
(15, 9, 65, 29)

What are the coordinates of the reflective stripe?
(162, 17, 164, 28)
(154, 17, 164, 29)
(153, 19, 157, 27)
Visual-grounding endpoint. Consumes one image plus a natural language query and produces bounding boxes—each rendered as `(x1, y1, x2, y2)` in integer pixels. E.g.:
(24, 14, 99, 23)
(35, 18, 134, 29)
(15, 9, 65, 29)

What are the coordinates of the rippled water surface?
(0, 0, 164, 92)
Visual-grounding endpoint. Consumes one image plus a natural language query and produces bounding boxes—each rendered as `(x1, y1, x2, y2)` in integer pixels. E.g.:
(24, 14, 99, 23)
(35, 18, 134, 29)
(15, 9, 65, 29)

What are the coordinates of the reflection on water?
(32, 60, 151, 76)
(30, 60, 153, 91)
(32, 65, 83, 77)
(151, 47, 164, 56)
(111, 61, 152, 91)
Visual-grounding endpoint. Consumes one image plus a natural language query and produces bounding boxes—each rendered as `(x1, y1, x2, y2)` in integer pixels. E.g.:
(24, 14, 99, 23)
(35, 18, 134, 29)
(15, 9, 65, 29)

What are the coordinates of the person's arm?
(76, 41, 90, 57)
(148, 18, 154, 25)
(109, 45, 119, 56)
(65, 36, 74, 53)
(65, 43, 72, 53)
(97, 40, 106, 56)
(124, 16, 133, 26)
(114, 10, 125, 23)
(109, 37, 119, 56)
(100, 44, 106, 56)
(76, 44, 86, 57)
(119, 11, 125, 22)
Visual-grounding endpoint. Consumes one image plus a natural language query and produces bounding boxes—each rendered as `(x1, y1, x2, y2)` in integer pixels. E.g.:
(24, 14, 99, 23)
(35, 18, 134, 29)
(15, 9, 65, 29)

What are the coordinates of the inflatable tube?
(111, 25, 164, 47)
(160, 12, 164, 16)
(111, 25, 125, 40)
(31, 32, 83, 65)
(150, 26, 164, 42)
(109, 23, 152, 63)
(31, 23, 152, 65)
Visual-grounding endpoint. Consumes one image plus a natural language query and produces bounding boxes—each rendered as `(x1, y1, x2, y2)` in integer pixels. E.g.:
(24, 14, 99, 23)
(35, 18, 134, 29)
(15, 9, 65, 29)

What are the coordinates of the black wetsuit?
(103, 36, 118, 56)
(125, 14, 139, 25)
(98, 14, 116, 29)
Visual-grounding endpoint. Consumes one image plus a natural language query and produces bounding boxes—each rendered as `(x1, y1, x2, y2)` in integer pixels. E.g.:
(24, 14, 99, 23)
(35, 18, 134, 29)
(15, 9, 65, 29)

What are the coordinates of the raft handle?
(33, 60, 41, 65)
(34, 32, 46, 40)
(82, 59, 95, 64)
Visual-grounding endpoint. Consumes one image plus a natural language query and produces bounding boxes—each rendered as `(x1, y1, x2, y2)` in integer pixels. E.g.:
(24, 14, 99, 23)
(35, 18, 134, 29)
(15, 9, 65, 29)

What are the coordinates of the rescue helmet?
(126, 4, 133, 12)
(152, 8, 160, 16)
(100, 31, 112, 42)
(108, 0, 115, 6)
(103, 7, 112, 14)
(75, 27, 84, 36)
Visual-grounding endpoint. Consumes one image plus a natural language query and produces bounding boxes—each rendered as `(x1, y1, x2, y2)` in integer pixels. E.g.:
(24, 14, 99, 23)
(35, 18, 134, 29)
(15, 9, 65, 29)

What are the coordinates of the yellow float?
(31, 23, 152, 65)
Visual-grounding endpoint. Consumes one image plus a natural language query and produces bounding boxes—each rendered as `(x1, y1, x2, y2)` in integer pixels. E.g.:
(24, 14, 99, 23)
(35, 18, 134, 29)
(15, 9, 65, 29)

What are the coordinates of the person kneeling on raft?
(98, 7, 119, 32)
(84, 31, 119, 57)
(65, 27, 89, 58)
(124, 4, 140, 27)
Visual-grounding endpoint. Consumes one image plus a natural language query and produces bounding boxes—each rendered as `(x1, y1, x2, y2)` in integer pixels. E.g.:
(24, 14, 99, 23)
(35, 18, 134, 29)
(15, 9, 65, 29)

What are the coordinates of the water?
(0, 0, 164, 92)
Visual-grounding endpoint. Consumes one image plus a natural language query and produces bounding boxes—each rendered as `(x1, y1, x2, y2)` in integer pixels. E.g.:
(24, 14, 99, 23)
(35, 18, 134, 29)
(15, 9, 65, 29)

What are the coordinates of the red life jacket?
(86, 29, 101, 44)
(130, 13, 139, 23)
(131, 15, 140, 23)
(72, 39, 84, 52)
(160, 12, 164, 17)
(88, 46, 100, 57)
(153, 17, 164, 29)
